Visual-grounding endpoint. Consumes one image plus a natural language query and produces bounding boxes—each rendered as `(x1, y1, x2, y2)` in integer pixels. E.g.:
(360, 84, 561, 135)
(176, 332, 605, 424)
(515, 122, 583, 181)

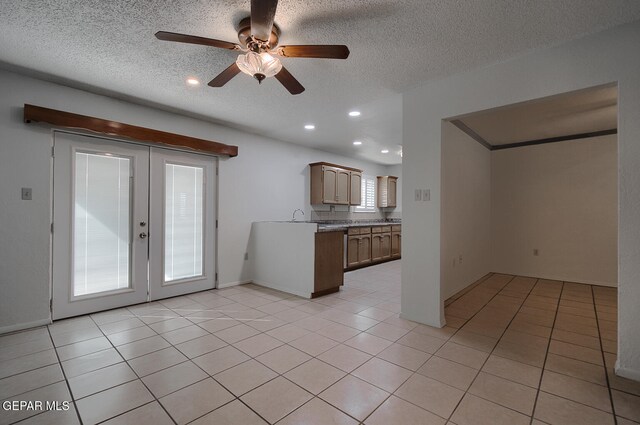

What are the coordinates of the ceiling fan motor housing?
(238, 17, 280, 52)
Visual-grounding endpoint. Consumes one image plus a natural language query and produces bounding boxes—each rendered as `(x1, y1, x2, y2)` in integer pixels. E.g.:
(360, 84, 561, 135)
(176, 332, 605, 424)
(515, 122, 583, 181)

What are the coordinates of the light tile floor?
(1, 261, 640, 424)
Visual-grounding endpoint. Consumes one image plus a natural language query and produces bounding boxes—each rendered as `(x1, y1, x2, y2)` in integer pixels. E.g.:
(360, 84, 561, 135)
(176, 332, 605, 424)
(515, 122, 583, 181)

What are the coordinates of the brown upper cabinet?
(310, 162, 363, 206)
(350, 172, 362, 206)
(377, 176, 398, 208)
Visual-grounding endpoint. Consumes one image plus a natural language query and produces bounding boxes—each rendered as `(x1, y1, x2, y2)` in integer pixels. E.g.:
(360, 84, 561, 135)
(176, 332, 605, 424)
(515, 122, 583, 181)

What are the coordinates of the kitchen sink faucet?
(292, 208, 305, 222)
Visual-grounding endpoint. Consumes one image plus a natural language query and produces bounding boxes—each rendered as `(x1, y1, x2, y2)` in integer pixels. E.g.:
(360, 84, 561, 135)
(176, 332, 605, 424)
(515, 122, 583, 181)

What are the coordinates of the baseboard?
(0, 318, 51, 335)
(251, 280, 311, 299)
(399, 312, 445, 328)
(217, 280, 251, 289)
(491, 270, 617, 287)
(615, 361, 640, 382)
(444, 272, 493, 306)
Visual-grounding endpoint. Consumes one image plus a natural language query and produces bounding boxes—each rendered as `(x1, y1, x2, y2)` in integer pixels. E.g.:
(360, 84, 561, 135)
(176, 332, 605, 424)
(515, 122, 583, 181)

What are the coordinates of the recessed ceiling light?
(304, 124, 316, 130)
(381, 149, 389, 154)
(353, 141, 362, 146)
(349, 111, 361, 117)
(186, 78, 200, 86)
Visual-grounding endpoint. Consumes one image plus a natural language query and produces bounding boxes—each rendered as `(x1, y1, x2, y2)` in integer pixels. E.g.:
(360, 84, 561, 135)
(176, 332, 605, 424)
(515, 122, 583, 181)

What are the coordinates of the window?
(356, 176, 376, 212)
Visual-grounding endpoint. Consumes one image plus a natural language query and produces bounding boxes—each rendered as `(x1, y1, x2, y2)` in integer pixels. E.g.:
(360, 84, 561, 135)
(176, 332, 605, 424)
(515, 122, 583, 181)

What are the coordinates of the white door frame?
(51, 130, 219, 320)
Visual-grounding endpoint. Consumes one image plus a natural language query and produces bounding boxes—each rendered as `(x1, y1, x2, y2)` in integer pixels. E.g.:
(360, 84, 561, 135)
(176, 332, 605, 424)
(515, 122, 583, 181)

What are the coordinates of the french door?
(52, 132, 216, 320)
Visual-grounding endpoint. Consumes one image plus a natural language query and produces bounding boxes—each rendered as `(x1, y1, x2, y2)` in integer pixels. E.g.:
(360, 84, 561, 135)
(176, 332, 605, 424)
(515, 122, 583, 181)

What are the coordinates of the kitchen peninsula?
(251, 220, 400, 298)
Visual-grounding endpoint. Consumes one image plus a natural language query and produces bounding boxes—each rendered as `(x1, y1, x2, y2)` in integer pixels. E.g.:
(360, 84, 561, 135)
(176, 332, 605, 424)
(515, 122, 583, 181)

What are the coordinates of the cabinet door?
(388, 178, 397, 207)
(391, 232, 401, 258)
(359, 234, 372, 264)
(322, 166, 338, 204)
(336, 169, 350, 205)
(347, 236, 360, 267)
(349, 172, 362, 206)
(371, 234, 383, 262)
(381, 233, 392, 259)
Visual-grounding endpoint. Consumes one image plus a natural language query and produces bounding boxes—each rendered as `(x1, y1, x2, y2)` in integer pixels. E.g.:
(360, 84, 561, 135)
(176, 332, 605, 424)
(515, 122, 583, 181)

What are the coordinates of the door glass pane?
(164, 164, 204, 282)
(74, 152, 131, 296)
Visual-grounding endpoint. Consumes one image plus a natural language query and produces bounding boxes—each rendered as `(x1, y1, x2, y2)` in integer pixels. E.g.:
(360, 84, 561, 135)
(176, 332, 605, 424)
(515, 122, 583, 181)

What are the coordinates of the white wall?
(251, 222, 316, 298)
(491, 135, 618, 286)
(402, 21, 640, 380)
(441, 122, 492, 299)
(0, 68, 390, 332)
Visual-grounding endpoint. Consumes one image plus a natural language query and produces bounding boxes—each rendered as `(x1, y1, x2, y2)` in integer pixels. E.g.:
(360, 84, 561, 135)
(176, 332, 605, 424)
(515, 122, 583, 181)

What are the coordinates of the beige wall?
(491, 135, 618, 286)
(402, 20, 638, 379)
(441, 122, 492, 299)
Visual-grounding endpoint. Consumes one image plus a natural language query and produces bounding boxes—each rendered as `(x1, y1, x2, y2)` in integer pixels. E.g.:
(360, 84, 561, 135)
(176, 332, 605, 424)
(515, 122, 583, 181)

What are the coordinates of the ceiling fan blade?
(208, 63, 241, 87)
(276, 45, 350, 59)
(275, 66, 305, 95)
(251, 0, 278, 41)
(155, 31, 239, 50)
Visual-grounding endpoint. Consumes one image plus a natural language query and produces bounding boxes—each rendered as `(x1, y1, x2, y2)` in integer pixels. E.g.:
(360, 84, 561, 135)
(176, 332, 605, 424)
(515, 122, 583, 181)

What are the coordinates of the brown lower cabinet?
(371, 233, 391, 262)
(313, 231, 344, 298)
(347, 233, 371, 268)
(391, 232, 401, 258)
(347, 225, 400, 270)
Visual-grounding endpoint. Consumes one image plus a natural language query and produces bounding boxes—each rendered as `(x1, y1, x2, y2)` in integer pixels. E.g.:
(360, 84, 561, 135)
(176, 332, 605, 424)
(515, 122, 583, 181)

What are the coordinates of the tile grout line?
(591, 284, 618, 425)
(124, 303, 276, 425)
(46, 325, 84, 425)
(0, 356, 60, 382)
(5, 289, 337, 424)
(443, 275, 539, 423)
(115, 301, 337, 424)
(86, 314, 179, 425)
(364, 274, 522, 423)
(444, 272, 495, 307)
(528, 280, 565, 425)
(183, 281, 407, 424)
(6, 268, 622, 425)
(107, 302, 282, 423)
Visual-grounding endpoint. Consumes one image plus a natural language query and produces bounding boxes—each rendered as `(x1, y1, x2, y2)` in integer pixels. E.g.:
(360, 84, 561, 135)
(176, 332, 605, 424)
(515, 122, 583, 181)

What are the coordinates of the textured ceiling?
(457, 84, 618, 146)
(1, 1, 639, 165)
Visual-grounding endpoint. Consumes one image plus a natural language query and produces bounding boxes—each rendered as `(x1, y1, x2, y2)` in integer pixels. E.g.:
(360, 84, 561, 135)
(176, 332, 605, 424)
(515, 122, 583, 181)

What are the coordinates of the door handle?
(139, 232, 148, 239)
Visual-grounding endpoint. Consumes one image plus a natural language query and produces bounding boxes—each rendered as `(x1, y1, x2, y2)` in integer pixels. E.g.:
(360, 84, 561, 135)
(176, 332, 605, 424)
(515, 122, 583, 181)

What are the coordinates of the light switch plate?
(423, 189, 430, 201)
(414, 189, 422, 202)
(21, 188, 32, 200)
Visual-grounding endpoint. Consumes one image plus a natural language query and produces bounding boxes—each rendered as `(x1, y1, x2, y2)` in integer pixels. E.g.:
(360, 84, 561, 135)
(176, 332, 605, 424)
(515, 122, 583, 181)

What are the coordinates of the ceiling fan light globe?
(236, 51, 282, 81)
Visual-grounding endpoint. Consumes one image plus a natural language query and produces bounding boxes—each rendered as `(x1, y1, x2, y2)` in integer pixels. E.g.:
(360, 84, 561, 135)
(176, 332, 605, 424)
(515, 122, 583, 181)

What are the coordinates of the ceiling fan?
(155, 0, 350, 95)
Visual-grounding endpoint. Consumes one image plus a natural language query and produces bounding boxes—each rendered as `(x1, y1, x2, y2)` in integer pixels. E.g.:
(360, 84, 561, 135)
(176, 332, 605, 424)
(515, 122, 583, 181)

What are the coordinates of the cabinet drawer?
(391, 225, 401, 232)
(358, 227, 371, 234)
(371, 226, 390, 233)
(347, 227, 360, 235)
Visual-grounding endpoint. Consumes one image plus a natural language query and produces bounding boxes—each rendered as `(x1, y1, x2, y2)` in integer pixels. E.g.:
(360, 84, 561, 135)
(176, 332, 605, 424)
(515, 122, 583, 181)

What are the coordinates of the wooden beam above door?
(23, 104, 238, 157)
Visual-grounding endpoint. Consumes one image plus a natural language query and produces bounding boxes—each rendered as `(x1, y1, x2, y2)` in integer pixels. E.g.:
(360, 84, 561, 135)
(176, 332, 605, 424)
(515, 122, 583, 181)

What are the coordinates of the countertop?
(315, 220, 401, 233)
(262, 220, 401, 232)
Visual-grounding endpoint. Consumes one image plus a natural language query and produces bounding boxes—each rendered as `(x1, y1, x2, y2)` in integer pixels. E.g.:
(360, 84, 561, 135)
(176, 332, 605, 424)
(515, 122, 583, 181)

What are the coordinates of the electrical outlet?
(414, 189, 422, 202)
(459, 255, 463, 264)
(21, 188, 32, 200)
(244, 252, 249, 261)
(533, 249, 539, 256)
